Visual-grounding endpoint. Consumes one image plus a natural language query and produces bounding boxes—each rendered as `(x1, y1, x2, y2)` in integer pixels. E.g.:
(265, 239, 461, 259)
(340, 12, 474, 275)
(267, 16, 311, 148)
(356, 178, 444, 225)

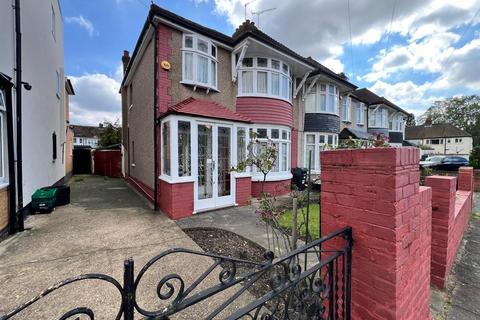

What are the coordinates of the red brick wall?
(425, 167, 473, 288)
(251, 179, 290, 198)
(291, 129, 298, 168)
(158, 180, 194, 219)
(321, 148, 432, 320)
(236, 177, 252, 206)
(473, 169, 480, 192)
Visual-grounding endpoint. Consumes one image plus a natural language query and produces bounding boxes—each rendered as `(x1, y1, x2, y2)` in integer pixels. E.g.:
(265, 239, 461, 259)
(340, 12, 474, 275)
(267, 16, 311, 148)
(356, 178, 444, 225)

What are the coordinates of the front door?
(195, 122, 234, 212)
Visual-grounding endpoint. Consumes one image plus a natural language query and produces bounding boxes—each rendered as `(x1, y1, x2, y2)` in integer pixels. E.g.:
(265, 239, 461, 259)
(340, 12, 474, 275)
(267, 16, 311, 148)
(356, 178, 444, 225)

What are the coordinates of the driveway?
(0, 176, 253, 319)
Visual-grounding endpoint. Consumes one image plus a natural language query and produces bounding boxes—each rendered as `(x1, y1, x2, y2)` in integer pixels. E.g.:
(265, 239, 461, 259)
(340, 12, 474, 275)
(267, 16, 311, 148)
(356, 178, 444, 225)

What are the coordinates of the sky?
(62, 0, 480, 126)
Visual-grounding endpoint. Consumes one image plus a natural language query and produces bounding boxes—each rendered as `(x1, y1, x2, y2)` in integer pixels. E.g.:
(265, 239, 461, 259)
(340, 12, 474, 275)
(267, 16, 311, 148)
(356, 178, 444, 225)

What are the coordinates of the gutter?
(0, 73, 17, 235)
(14, 0, 24, 232)
(149, 13, 159, 211)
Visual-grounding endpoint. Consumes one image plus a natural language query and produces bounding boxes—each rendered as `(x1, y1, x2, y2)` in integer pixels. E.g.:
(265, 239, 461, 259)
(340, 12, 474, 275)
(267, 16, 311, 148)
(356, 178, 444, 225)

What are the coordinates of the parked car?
(433, 156, 469, 171)
(420, 156, 445, 168)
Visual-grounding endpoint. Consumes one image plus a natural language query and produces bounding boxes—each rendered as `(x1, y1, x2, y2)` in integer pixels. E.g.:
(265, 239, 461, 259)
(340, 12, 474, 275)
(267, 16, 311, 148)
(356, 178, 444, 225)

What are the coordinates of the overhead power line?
(381, 0, 397, 75)
(347, 0, 354, 78)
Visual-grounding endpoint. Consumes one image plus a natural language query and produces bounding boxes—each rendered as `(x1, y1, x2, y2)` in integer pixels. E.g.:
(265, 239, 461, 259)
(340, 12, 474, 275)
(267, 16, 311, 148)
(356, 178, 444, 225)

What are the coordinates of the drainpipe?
(0, 74, 17, 234)
(14, 0, 24, 232)
(149, 14, 159, 211)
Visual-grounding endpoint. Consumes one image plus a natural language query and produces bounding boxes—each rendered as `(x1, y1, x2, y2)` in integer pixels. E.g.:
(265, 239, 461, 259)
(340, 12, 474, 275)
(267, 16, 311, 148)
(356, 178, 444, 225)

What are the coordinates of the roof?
(405, 123, 471, 139)
(122, 4, 356, 89)
(354, 88, 410, 115)
(72, 125, 104, 138)
(164, 97, 252, 123)
(339, 128, 374, 140)
(65, 78, 75, 95)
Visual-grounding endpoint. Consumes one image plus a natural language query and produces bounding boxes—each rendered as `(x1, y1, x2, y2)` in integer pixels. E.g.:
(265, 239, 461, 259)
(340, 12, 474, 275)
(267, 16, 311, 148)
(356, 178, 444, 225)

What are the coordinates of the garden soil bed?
(183, 227, 273, 299)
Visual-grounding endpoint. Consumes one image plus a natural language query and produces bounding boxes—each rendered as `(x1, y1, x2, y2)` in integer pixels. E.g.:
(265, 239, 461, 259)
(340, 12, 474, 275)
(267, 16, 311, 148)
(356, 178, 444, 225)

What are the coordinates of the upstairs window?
(355, 102, 365, 125)
(237, 57, 291, 102)
(305, 83, 339, 114)
(182, 34, 217, 90)
(369, 107, 389, 128)
(342, 97, 351, 122)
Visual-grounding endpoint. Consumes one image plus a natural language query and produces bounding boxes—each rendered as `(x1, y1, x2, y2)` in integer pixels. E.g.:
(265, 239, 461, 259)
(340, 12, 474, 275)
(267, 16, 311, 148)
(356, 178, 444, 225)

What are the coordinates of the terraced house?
(121, 4, 410, 219)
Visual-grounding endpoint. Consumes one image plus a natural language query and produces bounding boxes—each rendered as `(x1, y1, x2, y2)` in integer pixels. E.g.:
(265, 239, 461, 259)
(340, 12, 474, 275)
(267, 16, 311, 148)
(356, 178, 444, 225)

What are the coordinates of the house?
(405, 117, 473, 158)
(72, 125, 103, 148)
(120, 4, 410, 219)
(65, 78, 75, 180)
(0, 0, 67, 235)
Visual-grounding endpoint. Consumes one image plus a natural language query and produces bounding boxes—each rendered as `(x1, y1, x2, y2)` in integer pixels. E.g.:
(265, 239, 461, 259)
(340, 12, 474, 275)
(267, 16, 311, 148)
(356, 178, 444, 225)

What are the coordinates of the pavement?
(0, 175, 253, 319)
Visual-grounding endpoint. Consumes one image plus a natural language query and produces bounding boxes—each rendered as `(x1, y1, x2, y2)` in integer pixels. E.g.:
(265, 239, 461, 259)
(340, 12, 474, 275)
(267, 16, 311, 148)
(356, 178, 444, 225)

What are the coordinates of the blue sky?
(62, 0, 480, 125)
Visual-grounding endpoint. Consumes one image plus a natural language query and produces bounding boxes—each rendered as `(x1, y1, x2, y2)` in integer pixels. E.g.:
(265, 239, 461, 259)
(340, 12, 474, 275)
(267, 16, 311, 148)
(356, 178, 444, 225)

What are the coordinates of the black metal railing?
(1, 227, 352, 320)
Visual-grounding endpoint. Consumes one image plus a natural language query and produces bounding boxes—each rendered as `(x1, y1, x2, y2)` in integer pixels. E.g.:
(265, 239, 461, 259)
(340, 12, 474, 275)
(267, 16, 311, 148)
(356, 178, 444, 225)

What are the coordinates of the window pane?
(237, 128, 246, 172)
(242, 57, 253, 67)
(328, 94, 335, 112)
(282, 63, 289, 74)
(211, 45, 216, 57)
(184, 52, 193, 81)
(306, 134, 315, 144)
(328, 85, 334, 94)
(272, 143, 279, 172)
(328, 135, 333, 144)
(184, 36, 193, 48)
(319, 135, 325, 143)
(271, 73, 280, 95)
(281, 142, 287, 171)
(257, 128, 267, 138)
(197, 39, 208, 53)
(197, 55, 208, 83)
(281, 75, 289, 99)
(0, 91, 5, 109)
(320, 84, 326, 91)
(271, 60, 280, 70)
(375, 110, 382, 126)
(217, 127, 231, 196)
(306, 145, 315, 168)
(162, 122, 170, 175)
(242, 71, 253, 93)
(257, 58, 268, 67)
(211, 61, 216, 87)
(257, 71, 268, 93)
(319, 94, 326, 111)
(271, 129, 279, 139)
(178, 121, 191, 177)
(282, 130, 287, 140)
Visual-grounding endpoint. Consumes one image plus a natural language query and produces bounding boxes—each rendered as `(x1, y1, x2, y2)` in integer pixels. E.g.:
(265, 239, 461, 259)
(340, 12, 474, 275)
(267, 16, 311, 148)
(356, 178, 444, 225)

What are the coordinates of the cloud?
(68, 73, 121, 126)
(65, 15, 95, 37)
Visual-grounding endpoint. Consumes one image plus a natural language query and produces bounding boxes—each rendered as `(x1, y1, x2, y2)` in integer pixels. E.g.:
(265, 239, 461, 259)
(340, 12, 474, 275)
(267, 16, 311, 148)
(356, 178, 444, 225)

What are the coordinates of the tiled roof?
(405, 123, 471, 139)
(72, 125, 104, 138)
(166, 97, 252, 123)
(354, 88, 410, 115)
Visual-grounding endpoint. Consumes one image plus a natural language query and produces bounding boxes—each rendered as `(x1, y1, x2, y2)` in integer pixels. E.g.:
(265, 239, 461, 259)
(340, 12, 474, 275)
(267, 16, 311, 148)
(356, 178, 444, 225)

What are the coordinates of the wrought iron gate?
(1, 227, 352, 320)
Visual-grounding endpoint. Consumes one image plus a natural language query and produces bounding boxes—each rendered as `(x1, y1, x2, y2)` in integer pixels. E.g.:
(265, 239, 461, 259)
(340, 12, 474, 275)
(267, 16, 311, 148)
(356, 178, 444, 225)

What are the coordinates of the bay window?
(369, 107, 389, 128)
(182, 34, 217, 90)
(0, 90, 5, 183)
(162, 121, 171, 176)
(304, 132, 338, 172)
(342, 96, 351, 122)
(356, 101, 365, 125)
(237, 57, 291, 102)
(389, 114, 404, 132)
(305, 83, 339, 114)
(252, 126, 291, 178)
(178, 121, 191, 177)
(237, 127, 247, 172)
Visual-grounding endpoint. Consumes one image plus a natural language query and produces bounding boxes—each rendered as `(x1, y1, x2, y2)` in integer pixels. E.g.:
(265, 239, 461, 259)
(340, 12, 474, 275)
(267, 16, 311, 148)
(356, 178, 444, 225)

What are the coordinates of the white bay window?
(369, 107, 389, 128)
(252, 125, 291, 179)
(389, 114, 404, 132)
(342, 96, 351, 122)
(182, 34, 217, 90)
(304, 132, 338, 172)
(355, 101, 365, 125)
(305, 83, 339, 114)
(237, 57, 292, 102)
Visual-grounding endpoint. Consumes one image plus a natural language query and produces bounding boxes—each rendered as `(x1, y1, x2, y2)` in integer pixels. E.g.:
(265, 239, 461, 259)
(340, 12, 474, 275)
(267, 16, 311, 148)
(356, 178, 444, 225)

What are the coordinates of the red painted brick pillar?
(457, 167, 473, 191)
(321, 148, 432, 320)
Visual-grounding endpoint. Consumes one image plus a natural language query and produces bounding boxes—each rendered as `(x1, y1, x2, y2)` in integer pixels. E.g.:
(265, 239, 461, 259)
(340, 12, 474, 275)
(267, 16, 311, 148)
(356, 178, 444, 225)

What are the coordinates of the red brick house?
(120, 4, 407, 219)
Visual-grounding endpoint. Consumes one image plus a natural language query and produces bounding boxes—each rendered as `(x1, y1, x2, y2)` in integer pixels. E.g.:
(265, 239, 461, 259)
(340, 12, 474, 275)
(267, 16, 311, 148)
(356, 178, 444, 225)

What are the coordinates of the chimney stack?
(122, 50, 130, 74)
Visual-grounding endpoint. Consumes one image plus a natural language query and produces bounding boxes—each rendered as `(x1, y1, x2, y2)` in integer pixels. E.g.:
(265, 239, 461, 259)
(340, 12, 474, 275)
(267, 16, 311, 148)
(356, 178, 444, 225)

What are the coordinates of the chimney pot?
(122, 50, 131, 74)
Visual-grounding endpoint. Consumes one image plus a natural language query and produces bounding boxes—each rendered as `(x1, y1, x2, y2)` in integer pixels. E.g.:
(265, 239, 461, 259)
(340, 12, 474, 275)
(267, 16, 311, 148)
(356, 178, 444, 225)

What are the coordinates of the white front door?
(195, 122, 235, 212)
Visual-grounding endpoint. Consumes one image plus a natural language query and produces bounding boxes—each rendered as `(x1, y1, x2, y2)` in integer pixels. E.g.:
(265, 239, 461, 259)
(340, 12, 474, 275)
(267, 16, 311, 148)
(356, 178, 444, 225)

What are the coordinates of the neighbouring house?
(405, 117, 473, 158)
(65, 78, 75, 180)
(0, 0, 67, 235)
(72, 125, 103, 148)
(120, 4, 411, 219)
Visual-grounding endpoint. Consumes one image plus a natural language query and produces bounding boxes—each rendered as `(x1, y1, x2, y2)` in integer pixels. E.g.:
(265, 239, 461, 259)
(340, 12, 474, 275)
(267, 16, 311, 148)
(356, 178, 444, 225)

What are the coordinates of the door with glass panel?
(195, 122, 234, 211)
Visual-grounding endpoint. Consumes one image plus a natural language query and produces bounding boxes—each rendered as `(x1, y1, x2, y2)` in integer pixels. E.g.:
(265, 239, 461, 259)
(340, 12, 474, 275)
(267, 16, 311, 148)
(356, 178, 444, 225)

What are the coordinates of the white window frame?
(342, 96, 352, 122)
(303, 132, 338, 173)
(304, 82, 339, 115)
(369, 106, 389, 128)
(356, 102, 365, 125)
(0, 90, 6, 184)
(390, 114, 404, 132)
(181, 33, 218, 91)
(237, 57, 292, 103)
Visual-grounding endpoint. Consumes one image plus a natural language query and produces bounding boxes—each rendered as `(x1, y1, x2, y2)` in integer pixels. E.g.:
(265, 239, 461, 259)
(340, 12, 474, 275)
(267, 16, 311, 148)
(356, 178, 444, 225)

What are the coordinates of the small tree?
(98, 119, 121, 147)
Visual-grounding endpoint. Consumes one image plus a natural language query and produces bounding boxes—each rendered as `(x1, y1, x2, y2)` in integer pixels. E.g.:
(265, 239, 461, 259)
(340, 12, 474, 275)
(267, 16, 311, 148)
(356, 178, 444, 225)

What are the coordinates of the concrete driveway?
(0, 176, 253, 319)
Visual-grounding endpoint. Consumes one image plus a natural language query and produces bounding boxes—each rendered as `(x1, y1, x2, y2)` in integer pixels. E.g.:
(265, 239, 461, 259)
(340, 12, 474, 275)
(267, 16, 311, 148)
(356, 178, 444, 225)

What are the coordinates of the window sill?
(342, 119, 352, 123)
(180, 81, 220, 93)
(233, 172, 252, 178)
(159, 175, 195, 184)
(0, 182, 9, 191)
(356, 123, 365, 126)
(306, 112, 339, 117)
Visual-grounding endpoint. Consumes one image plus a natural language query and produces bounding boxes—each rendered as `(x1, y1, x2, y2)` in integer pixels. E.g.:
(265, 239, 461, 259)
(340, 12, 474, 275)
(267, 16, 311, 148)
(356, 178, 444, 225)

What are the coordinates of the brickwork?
(321, 148, 432, 320)
(473, 169, 480, 192)
(291, 129, 298, 169)
(0, 188, 8, 231)
(425, 167, 473, 288)
(235, 177, 252, 206)
(158, 180, 194, 219)
(251, 179, 291, 198)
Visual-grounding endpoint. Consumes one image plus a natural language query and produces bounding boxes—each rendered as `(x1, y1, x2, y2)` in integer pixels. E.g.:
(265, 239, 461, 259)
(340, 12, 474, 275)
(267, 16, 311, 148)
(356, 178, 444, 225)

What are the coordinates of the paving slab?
(0, 176, 254, 319)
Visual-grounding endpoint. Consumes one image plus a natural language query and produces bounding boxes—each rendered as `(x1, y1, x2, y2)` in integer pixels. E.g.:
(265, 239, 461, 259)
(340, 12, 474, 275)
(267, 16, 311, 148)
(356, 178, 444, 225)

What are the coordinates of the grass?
(278, 204, 321, 240)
